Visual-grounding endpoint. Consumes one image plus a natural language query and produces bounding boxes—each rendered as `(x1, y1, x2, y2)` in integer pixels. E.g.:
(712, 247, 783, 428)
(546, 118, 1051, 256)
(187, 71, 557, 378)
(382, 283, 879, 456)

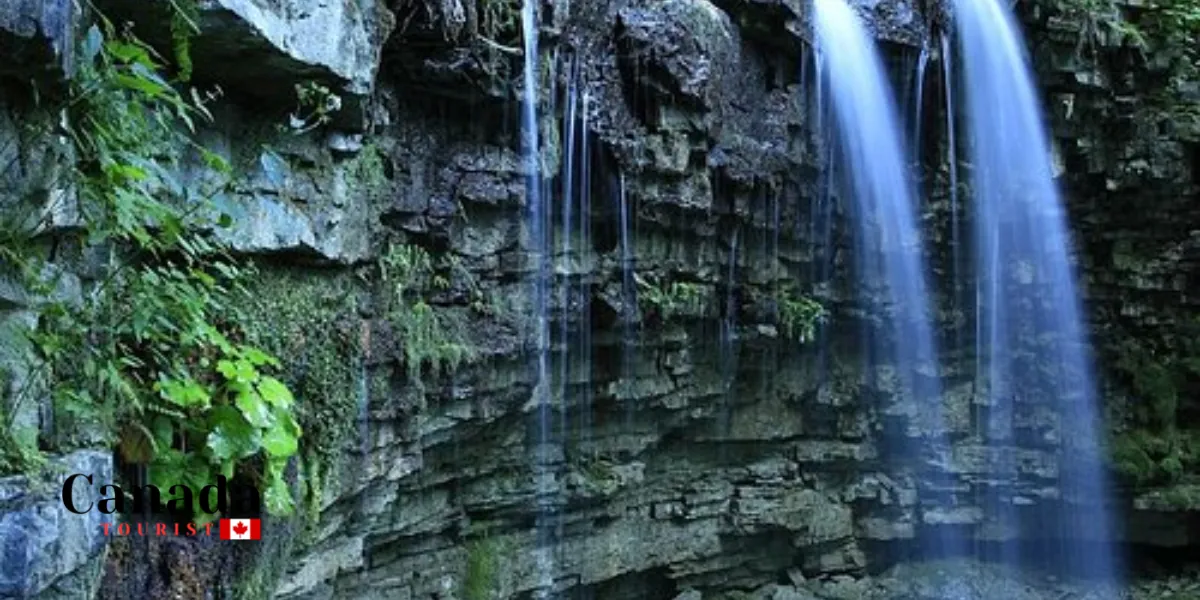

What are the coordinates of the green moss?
(463, 533, 512, 600)
(343, 143, 390, 192)
(1109, 326, 1200, 486)
(378, 243, 475, 382)
(235, 265, 362, 507)
(1111, 428, 1200, 487)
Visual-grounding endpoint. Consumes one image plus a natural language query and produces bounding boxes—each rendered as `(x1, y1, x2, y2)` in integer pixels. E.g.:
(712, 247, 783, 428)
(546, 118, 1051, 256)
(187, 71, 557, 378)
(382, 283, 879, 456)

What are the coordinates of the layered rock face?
(0, 0, 1197, 598)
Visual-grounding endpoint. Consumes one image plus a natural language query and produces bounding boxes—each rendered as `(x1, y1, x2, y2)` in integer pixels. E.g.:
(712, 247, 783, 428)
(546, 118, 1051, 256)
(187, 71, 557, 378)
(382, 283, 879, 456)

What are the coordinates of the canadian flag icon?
(219, 518, 261, 540)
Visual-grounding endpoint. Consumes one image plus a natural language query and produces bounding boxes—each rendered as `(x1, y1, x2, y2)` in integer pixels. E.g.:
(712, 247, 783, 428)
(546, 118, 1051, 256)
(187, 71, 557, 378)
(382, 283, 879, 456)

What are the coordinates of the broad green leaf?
(257, 376, 293, 408)
(261, 418, 298, 458)
(217, 358, 256, 383)
(206, 405, 260, 461)
(104, 40, 152, 65)
(150, 415, 175, 449)
(234, 386, 272, 428)
(241, 346, 279, 368)
(156, 376, 211, 408)
(113, 73, 166, 98)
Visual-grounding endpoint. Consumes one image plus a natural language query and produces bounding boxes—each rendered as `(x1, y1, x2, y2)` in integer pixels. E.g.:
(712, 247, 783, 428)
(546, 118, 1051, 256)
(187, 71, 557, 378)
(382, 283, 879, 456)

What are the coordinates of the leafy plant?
(776, 288, 825, 343)
(1063, 0, 1200, 132)
(378, 243, 474, 381)
(167, 0, 201, 81)
(287, 81, 342, 134)
(9, 20, 302, 519)
(463, 533, 508, 600)
(634, 273, 709, 321)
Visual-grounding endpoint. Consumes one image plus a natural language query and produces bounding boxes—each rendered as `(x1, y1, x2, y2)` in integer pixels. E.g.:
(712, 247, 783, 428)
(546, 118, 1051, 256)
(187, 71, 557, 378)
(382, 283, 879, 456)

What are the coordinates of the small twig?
(477, 35, 522, 55)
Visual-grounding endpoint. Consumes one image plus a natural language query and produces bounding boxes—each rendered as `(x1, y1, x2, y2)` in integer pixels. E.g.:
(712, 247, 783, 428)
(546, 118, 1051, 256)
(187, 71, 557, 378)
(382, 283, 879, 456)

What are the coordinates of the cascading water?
(809, 47, 837, 385)
(912, 41, 930, 159)
(520, 0, 558, 593)
(940, 33, 964, 354)
(718, 228, 739, 438)
(810, 0, 965, 579)
(616, 172, 637, 423)
(559, 56, 580, 448)
(951, 0, 1122, 586)
(577, 89, 594, 443)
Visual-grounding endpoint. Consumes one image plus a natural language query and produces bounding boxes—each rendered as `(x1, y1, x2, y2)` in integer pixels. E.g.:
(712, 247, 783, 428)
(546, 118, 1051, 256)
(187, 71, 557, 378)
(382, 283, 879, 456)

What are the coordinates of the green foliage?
(167, 0, 200, 81)
(1110, 327, 1200, 487)
(1111, 429, 1200, 487)
(775, 287, 825, 343)
(287, 82, 342, 134)
(234, 267, 362, 528)
(345, 144, 390, 192)
(463, 534, 508, 600)
(6, 20, 301, 518)
(1065, 0, 1200, 131)
(634, 273, 709, 321)
(0, 406, 43, 475)
(378, 243, 474, 381)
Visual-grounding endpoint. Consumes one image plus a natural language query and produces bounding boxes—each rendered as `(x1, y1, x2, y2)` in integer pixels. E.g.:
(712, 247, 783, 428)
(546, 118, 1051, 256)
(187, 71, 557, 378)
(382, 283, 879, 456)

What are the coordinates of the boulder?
(0, 450, 113, 598)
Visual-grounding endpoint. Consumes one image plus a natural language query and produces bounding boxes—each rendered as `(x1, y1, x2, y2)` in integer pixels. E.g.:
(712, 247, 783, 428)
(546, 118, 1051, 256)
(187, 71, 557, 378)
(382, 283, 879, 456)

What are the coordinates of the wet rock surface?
(0, 451, 112, 599)
(0, 0, 1196, 597)
(0, 0, 77, 82)
(743, 560, 1200, 600)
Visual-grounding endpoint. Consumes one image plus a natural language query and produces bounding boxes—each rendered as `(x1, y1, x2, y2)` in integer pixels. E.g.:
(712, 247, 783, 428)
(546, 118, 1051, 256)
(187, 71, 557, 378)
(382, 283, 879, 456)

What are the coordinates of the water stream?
(951, 0, 1122, 586)
(811, 0, 965, 586)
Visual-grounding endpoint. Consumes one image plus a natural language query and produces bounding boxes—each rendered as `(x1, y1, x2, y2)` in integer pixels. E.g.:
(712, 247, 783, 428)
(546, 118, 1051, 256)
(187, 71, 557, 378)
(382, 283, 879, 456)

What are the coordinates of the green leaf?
(234, 385, 273, 428)
(156, 375, 211, 408)
(262, 417, 298, 458)
(257, 376, 293, 408)
(150, 415, 175, 449)
(217, 358, 256, 383)
(241, 346, 279, 368)
(104, 40, 153, 65)
(206, 405, 260, 461)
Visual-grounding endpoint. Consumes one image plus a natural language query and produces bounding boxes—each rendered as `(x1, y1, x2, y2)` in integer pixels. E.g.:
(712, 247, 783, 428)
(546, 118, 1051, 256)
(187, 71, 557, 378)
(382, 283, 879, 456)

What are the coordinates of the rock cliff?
(0, 0, 1197, 598)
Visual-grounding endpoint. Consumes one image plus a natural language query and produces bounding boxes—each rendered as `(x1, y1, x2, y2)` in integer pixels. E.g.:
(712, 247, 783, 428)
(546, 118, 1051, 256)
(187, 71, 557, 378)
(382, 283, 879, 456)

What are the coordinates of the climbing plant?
(5, 19, 302, 519)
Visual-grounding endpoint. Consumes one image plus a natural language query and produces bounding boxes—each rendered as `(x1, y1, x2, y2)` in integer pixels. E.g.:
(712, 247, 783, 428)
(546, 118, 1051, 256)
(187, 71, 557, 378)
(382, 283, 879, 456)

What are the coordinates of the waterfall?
(559, 56, 578, 449)
(940, 33, 964, 355)
(577, 89, 594, 443)
(718, 228, 739, 439)
(811, 0, 966, 583)
(810, 46, 837, 387)
(617, 171, 636, 425)
(521, 0, 558, 593)
(951, 0, 1122, 586)
(912, 41, 930, 160)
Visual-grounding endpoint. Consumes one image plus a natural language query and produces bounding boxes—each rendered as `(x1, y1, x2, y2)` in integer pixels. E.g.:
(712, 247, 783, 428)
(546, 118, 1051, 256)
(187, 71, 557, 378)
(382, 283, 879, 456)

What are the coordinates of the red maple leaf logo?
(233, 521, 248, 536)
